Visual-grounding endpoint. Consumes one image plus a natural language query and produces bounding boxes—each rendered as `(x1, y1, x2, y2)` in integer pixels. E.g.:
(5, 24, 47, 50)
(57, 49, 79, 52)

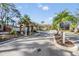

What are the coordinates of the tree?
(52, 10, 77, 30)
(52, 10, 78, 44)
(20, 15, 31, 35)
(11, 19, 15, 26)
(5, 17, 10, 25)
(21, 15, 31, 26)
(0, 3, 10, 24)
(0, 3, 21, 25)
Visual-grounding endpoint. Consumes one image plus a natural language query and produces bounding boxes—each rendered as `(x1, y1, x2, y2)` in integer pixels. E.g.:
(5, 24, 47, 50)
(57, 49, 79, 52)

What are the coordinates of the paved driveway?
(0, 31, 79, 56)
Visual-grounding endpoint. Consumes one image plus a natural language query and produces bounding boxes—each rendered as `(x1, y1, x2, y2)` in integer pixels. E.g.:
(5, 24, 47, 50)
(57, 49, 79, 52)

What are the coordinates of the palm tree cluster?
(19, 14, 39, 35)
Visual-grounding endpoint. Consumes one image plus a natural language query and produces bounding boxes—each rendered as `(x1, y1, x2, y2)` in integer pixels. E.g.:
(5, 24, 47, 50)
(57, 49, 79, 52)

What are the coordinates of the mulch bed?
(54, 34, 75, 47)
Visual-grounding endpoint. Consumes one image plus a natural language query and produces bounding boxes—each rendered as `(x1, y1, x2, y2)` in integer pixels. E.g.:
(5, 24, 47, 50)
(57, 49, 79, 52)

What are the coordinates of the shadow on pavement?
(5, 41, 75, 56)
(0, 32, 78, 56)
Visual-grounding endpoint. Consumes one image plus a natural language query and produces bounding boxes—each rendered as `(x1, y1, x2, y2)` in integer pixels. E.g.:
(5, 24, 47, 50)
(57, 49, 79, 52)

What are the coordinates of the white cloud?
(38, 4, 49, 11)
(42, 6, 49, 11)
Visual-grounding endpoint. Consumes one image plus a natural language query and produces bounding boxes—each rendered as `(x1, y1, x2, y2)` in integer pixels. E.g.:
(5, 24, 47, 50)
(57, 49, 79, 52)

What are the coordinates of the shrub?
(70, 23, 77, 30)
(9, 30, 17, 35)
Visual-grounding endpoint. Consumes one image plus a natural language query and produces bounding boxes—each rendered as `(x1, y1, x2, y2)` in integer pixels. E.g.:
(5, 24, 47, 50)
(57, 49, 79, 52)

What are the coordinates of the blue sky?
(15, 3, 79, 24)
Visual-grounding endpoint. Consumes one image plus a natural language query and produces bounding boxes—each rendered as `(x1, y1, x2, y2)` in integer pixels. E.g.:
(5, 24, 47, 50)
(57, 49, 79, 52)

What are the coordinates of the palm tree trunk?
(27, 26, 29, 35)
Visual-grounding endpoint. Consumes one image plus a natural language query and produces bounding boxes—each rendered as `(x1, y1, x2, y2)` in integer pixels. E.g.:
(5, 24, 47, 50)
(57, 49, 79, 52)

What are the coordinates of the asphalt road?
(0, 31, 79, 56)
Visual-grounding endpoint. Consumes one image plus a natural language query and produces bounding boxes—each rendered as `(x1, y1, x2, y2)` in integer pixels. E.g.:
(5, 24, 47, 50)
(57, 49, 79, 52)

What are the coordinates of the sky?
(15, 3, 79, 25)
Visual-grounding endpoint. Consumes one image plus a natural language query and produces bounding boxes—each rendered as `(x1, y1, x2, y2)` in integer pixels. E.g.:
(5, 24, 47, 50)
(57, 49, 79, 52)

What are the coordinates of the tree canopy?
(20, 15, 31, 26)
(0, 3, 21, 25)
(52, 10, 78, 30)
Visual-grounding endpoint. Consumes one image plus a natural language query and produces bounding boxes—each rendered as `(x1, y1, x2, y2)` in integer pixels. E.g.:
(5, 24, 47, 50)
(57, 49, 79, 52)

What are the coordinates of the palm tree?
(53, 10, 77, 30)
(20, 15, 31, 35)
(21, 15, 31, 25)
(52, 10, 77, 44)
